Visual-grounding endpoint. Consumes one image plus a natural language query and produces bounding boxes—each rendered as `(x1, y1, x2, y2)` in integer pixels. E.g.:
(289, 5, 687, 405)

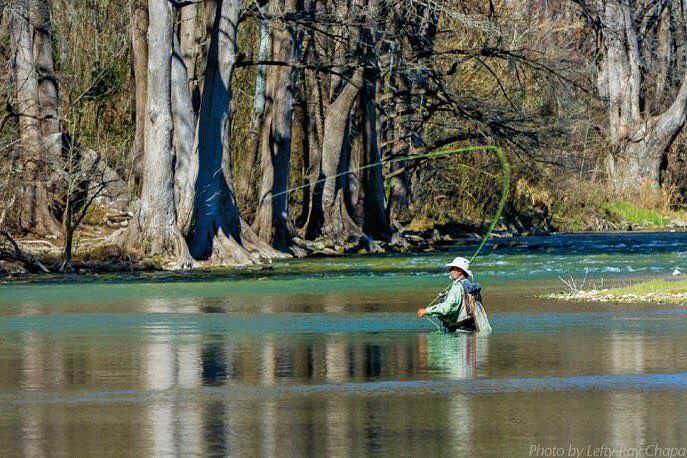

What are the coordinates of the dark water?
(1, 232, 686, 456)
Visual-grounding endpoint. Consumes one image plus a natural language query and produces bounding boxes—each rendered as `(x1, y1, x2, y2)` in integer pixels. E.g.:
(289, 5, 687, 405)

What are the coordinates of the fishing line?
(268, 145, 511, 331)
(270, 144, 511, 264)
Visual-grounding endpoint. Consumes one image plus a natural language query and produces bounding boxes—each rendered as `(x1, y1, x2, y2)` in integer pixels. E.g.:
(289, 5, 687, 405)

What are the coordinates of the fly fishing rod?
(270, 145, 510, 264)
(407, 146, 511, 330)
(267, 144, 511, 331)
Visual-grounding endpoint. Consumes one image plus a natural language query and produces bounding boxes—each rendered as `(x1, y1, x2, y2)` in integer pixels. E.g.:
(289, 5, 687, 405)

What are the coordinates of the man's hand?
(417, 307, 428, 317)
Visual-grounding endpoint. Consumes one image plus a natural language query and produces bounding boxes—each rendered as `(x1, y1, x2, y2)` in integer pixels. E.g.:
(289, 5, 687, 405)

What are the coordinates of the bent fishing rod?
(265, 144, 511, 330)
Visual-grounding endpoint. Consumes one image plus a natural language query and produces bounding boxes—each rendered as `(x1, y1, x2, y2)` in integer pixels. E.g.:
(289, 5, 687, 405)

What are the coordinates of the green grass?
(541, 278, 687, 304)
(601, 201, 672, 228)
(553, 196, 687, 232)
(606, 278, 687, 296)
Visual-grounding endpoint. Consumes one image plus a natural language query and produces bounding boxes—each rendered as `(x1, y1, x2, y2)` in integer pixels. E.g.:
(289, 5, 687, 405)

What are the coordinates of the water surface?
(1, 232, 686, 456)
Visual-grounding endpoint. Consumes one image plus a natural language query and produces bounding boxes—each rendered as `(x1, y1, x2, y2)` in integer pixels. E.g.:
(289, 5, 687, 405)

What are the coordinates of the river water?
(1, 232, 686, 456)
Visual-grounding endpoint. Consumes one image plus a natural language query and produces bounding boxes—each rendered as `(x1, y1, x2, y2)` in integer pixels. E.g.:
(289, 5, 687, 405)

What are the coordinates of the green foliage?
(600, 201, 671, 228)
(609, 279, 687, 296)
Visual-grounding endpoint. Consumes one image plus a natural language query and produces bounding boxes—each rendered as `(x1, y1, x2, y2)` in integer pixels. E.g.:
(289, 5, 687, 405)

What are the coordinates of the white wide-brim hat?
(444, 256, 472, 278)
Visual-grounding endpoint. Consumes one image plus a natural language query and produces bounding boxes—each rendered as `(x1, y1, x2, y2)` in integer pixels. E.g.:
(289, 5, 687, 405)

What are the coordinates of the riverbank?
(2, 207, 686, 280)
(541, 278, 687, 304)
(0, 221, 497, 279)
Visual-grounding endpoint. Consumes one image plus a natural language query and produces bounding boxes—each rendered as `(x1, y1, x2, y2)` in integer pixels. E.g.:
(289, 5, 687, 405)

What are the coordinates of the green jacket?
(426, 280, 464, 324)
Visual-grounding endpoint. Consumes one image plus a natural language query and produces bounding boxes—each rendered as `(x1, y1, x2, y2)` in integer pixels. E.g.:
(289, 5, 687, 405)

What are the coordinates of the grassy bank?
(553, 197, 687, 232)
(542, 278, 687, 304)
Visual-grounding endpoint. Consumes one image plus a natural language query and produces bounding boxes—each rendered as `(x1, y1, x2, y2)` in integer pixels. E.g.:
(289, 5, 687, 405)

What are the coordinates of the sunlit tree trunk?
(236, 11, 271, 200)
(178, 2, 202, 114)
(32, 0, 59, 145)
(253, 0, 299, 250)
(130, 0, 148, 190)
(125, 0, 192, 265)
(319, 70, 364, 243)
(9, 0, 61, 236)
(600, 0, 687, 194)
(171, 33, 197, 234)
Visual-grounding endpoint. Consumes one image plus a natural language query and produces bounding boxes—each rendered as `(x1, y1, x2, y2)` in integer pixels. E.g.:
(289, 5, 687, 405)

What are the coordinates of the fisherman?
(417, 256, 491, 333)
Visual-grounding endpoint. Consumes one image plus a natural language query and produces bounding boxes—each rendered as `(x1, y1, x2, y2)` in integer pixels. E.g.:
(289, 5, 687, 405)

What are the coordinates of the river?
(1, 232, 686, 456)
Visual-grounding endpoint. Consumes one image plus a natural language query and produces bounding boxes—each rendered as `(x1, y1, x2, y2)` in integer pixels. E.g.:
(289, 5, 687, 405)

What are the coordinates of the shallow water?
(1, 232, 686, 456)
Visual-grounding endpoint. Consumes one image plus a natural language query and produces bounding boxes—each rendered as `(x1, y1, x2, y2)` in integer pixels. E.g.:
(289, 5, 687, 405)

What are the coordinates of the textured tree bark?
(178, 2, 202, 114)
(385, 3, 437, 226)
(130, 0, 148, 190)
(302, 66, 326, 239)
(125, 0, 192, 265)
(601, 0, 687, 194)
(252, 0, 299, 250)
(386, 69, 420, 226)
(654, 5, 671, 109)
(250, 14, 271, 134)
(355, 2, 390, 240)
(360, 70, 390, 240)
(236, 13, 271, 201)
(186, 0, 280, 263)
(292, 93, 310, 227)
(9, 1, 61, 236)
(319, 70, 364, 243)
(171, 34, 197, 234)
(31, 0, 60, 143)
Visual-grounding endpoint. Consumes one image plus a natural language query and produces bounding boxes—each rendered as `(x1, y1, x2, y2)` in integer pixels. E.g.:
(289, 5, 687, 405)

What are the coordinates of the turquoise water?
(1, 232, 686, 456)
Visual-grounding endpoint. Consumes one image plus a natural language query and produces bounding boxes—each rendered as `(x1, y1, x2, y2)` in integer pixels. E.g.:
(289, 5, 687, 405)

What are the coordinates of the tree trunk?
(385, 4, 436, 226)
(252, 0, 299, 251)
(302, 67, 326, 239)
(319, 70, 364, 244)
(292, 93, 310, 227)
(236, 13, 271, 200)
(355, 4, 390, 240)
(61, 220, 74, 272)
(130, 0, 148, 190)
(31, 0, 60, 143)
(601, 0, 687, 194)
(125, 0, 192, 265)
(360, 69, 390, 240)
(186, 0, 280, 263)
(611, 75, 687, 191)
(654, 5, 671, 109)
(178, 2, 202, 114)
(171, 33, 197, 234)
(386, 71, 413, 225)
(9, 1, 61, 236)
(250, 13, 271, 133)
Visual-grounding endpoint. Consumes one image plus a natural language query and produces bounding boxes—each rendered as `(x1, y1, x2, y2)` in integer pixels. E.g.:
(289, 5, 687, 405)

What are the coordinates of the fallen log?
(0, 230, 50, 273)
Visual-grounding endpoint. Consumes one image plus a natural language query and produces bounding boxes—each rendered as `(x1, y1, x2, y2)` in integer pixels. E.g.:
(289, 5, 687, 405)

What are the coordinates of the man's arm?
(418, 283, 463, 317)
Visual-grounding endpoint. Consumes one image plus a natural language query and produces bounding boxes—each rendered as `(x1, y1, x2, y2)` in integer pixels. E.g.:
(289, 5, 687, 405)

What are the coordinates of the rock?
(290, 245, 308, 258)
(431, 229, 441, 242)
(404, 234, 424, 244)
(0, 260, 28, 275)
(311, 241, 326, 251)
